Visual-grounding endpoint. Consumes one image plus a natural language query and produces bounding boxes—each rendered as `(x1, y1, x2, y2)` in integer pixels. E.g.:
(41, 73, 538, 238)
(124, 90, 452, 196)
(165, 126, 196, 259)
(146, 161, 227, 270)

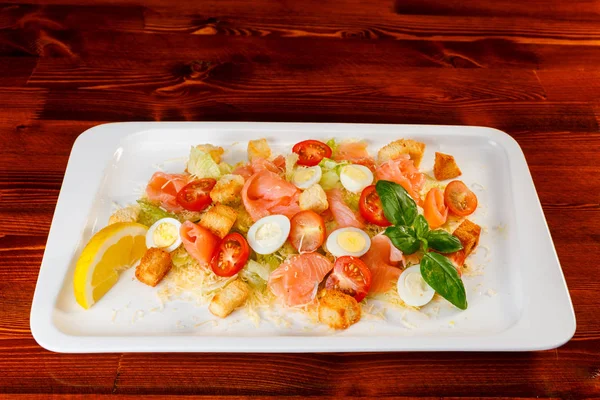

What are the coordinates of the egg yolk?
(255, 222, 282, 247)
(404, 271, 428, 298)
(294, 168, 316, 184)
(342, 165, 367, 181)
(153, 222, 178, 248)
(337, 231, 366, 253)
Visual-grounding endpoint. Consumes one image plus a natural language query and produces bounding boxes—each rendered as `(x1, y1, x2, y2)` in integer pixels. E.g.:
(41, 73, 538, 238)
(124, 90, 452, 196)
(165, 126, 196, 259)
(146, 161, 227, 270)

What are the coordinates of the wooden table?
(1, 0, 600, 398)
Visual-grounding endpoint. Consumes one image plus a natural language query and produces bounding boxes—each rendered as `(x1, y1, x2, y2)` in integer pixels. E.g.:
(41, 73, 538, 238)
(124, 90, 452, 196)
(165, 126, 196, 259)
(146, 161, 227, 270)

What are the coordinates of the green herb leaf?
(384, 225, 420, 254)
(427, 230, 463, 253)
(375, 180, 418, 227)
(137, 200, 178, 227)
(420, 252, 467, 310)
(414, 215, 430, 239)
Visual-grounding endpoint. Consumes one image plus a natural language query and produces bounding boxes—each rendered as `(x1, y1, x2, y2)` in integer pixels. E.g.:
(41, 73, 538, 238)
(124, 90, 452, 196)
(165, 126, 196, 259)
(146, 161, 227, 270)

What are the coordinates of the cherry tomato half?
(289, 210, 326, 253)
(211, 232, 250, 277)
(176, 178, 217, 212)
(292, 140, 332, 167)
(444, 180, 478, 217)
(325, 256, 372, 302)
(358, 185, 391, 227)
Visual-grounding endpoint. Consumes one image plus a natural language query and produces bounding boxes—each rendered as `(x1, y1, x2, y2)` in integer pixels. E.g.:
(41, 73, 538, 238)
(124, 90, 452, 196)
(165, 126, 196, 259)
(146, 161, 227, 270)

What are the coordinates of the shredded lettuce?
(285, 153, 299, 181)
(319, 170, 340, 190)
(318, 158, 348, 190)
(218, 162, 233, 175)
(187, 146, 221, 179)
(255, 253, 282, 270)
(240, 260, 273, 289)
(136, 200, 178, 226)
(326, 138, 338, 155)
(343, 190, 360, 212)
(232, 206, 253, 235)
(276, 242, 297, 259)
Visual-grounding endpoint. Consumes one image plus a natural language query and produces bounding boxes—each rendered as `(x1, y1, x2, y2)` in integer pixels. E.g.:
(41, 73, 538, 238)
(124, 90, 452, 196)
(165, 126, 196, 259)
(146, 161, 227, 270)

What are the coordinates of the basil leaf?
(375, 180, 417, 226)
(413, 215, 430, 239)
(420, 252, 467, 310)
(427, 230, 463, 253)
(384, 225, 420, 254)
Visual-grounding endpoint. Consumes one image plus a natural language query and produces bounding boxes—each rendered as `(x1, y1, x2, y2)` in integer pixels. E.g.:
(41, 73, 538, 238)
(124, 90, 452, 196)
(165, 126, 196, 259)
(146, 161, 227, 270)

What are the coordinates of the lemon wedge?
(73, 222, 148, 309)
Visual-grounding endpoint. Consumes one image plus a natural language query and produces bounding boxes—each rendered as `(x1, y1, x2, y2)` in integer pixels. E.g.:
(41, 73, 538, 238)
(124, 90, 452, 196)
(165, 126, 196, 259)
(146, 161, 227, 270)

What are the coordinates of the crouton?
(195, 144, 224, 163)
(108, 205, 140, 225)
(317, 289, 361, 330)
(210, 174, 245, 205)
(299, 184, 329, 214)
(135, 248, 172, 287)
(248, 138, 271, 161)
(433, 152, 462, 181)
(450, 219, 481, 267)
(199, 204, 238, 239)
(209, 279, 249, 318)
(377, 139, 426, 167)
(233, 206, 254, 234)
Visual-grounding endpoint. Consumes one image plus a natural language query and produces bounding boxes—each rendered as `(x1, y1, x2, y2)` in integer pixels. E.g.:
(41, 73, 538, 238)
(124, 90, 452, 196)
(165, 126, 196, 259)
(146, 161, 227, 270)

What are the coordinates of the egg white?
(397, 264, 435, 307)
(146, 217, 182, 253)
(292, 166, 322, 190)
(247, 214, 291, 255)
(339, 164, 373, 193)
(325, 227, 371, 258)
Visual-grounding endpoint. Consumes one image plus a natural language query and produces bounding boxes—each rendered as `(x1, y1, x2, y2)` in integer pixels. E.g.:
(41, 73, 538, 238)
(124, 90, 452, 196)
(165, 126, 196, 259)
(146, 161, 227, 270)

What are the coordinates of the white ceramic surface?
(30, 122, 575, 352)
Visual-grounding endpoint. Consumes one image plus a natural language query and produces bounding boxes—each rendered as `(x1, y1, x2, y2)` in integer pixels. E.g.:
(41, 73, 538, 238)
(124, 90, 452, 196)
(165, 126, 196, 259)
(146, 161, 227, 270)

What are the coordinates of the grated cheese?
(158, 248, 235, 305)
(195, 320, 218, 328)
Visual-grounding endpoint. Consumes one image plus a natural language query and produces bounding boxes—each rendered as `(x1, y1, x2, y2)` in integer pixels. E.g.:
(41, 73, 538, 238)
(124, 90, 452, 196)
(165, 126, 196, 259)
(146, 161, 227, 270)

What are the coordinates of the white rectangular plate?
(31, 122, 575, 353)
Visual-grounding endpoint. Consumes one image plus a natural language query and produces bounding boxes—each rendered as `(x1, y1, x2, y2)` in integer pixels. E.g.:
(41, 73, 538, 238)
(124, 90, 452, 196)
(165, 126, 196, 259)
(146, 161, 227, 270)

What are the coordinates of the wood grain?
(1, 0, 600, 397)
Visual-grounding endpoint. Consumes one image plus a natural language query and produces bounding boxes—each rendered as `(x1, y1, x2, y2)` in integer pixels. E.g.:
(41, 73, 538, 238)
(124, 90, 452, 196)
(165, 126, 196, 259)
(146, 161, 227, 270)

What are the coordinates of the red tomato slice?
(444, 180, 478, 217)
(423, 188, 448, 229)
(325, 256, 372, 302)
(359, 185, 391, 227)
(211, 233, 250, 277)
(292, 140, 332, 167)
(289, 210, 326, 253)
(176, 178, 216, 212)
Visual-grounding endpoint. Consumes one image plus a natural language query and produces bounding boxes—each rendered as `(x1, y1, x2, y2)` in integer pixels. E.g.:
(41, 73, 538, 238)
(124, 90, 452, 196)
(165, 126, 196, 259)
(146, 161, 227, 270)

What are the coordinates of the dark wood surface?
(1, 0, 600, 398)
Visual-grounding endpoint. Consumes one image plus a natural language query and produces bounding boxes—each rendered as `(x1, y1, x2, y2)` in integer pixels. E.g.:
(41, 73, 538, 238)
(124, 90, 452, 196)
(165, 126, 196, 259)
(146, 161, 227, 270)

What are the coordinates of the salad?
(73, 138, 481, 330)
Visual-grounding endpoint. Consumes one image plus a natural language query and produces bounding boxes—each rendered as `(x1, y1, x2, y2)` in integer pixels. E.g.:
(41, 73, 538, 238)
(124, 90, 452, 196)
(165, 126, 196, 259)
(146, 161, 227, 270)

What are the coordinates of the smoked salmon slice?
(145, 172, 188, 213)
(268, 253, 334, 306)
(180, 221, 220, 266)
(333, 140, 375, 170)
(233, 157, 285, 180)
(361, 235, 404, 293)
(326, 188, 365, 229)
(241, 170, 301, 221)
(375, 154, 424, 203)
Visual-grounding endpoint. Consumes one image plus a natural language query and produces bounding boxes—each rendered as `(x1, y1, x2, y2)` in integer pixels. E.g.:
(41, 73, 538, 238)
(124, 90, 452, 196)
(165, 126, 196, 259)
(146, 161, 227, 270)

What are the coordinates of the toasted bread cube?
(108, 205, 140, 225)
(299, 184, 329, 214)
(195, 144, 224, 163)
(377, 139, 426, 167)
(135, 248, 172, 287)
(318, 289, 361, 330)
(209, 280, 249, 318)
(233, 206, 254, 233)
(248, 138, 271, 161)
(434, 152, 462, 181)
(199, 204, 238, 239)
(450, 219, 482, 267)
(210, 174, 245, 205)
